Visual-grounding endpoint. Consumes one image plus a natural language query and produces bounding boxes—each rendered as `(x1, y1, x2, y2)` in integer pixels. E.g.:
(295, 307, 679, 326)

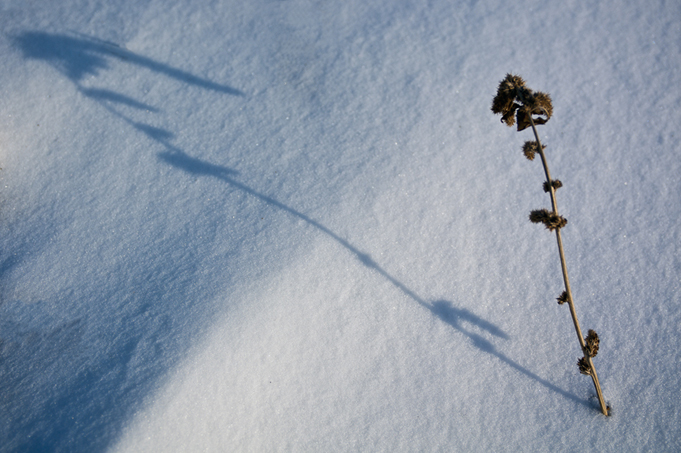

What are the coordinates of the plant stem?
(528, 118, 609, 416)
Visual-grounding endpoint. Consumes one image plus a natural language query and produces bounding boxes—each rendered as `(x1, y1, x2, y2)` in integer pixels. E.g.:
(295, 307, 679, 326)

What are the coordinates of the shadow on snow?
(2, 31, 242, 453)
(1, 30, 591, 453)
(13, 31, 244, 96)
(158, 148, 593, 413)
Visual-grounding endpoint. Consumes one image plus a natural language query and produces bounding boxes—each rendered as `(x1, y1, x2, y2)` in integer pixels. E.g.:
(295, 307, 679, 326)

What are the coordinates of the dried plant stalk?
(492, 74, 609, 416)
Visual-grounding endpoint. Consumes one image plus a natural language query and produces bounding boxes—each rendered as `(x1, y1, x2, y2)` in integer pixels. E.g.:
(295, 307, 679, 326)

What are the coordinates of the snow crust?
(1, 0, 680, 451)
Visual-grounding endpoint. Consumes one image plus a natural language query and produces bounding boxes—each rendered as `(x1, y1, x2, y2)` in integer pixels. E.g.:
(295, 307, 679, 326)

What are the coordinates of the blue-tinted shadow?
(13, 31, 244, 95)
(2, 31, 244, 453)
(1, 30, 592, 453)
(159, 149, 592, 411)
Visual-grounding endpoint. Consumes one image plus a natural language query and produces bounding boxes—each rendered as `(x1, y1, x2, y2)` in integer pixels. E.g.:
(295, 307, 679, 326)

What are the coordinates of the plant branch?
(528, 115, 609, 416)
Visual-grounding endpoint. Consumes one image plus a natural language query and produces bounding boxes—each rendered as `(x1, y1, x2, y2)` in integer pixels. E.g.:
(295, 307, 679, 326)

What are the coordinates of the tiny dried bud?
(578, 357, 592, 376)
(543, 179, 563, 193)
(585, 330, 600, 358)
(557, 291, 569, 305)
(529, 209, 568, 231)
(529, 209, 549, 224)
(522, 141, 545, 161)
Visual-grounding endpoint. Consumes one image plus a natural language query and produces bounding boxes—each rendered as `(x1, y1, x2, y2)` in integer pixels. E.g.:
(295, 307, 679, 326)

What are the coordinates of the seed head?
(529, 92, 553, 119)
(578, 357, 592, 376)
(492, 75, 553, 131)
(522, 141, 545, 161)
(491, 74, 526, 127)
(557, 290, 569, 305)
(585, 330, 600, 357)
(543, 179, 563, 193)
(529, 209, 567, 231)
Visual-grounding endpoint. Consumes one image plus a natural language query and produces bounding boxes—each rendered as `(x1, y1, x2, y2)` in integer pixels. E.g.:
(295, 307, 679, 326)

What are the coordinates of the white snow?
(1, 0, 680, 451)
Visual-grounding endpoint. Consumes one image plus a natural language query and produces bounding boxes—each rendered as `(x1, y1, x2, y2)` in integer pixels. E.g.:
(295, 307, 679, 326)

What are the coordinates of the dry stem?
(528, 117, 609, 416)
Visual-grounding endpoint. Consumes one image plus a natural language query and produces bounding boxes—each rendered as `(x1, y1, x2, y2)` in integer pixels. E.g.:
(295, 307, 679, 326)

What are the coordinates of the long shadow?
(158, 148, 592, 410)
(12, 31, 244, 96)
(3, 31, 245, 453)
(4, 30, 591, 452)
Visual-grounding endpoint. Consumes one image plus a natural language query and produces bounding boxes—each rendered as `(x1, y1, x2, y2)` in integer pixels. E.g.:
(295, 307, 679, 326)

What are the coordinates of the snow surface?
(1, 0, 680, 451)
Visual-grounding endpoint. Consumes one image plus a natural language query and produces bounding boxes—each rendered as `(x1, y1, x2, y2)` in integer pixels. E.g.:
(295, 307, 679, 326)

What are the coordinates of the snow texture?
(1, 0, 680, 451)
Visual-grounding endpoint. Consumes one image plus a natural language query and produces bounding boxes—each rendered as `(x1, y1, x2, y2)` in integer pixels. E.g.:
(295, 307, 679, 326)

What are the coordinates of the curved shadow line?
(158, 149, 591, 409)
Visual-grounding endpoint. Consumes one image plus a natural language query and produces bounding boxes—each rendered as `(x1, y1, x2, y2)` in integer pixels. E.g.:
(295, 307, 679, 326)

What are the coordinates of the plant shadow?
(3, 31, 242, 453)
(3, 29, 593, 453)
(159, 148, 593, 411)
(12, 31, 244, 95)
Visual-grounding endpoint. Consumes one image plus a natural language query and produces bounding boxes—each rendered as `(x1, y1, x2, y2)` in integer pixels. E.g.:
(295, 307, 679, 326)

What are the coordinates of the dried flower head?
(557, 290, 569, 305)
(492, 74, 553, 131)
(522, 141, 545, 161)
(529, 209, 568, 231)
(578, 357, 592, 376)
(543, 179, 563, 193)
(491, 74, 527, 127)
(585, 329, 600, 357)
(527, 92, 553, 119)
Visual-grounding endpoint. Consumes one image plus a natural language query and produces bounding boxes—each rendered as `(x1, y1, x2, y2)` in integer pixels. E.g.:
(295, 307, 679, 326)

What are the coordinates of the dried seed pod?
(491, 74, 534, 128)
(529, 208, 550, 224)
(543, 179, 563, 193)
(491, 75, 552, 131)
(530, 91, 553, 119)
(578, 357, 592, 376)
(522, 141, 545, 161)
(557, 290, 569, 305)
(515, 92, 553, 131)
(585, 330, 600, 357)
(491, 74, 526, 127)
(529, 209, 568, 231)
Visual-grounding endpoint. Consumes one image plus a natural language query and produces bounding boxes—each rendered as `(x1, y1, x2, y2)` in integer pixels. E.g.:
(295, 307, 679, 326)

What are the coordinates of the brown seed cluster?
(491, 74, 528, 127)
(522, 141, 545, 161)
(578, 331, 600, 376)
(491, 74, 553, 131)
(529, 209, 567, 231)
(543, 179, 563, 193)
(578, 357, 592, 376)
(556, 290, 569, 305)
(585, 330, 600, 357)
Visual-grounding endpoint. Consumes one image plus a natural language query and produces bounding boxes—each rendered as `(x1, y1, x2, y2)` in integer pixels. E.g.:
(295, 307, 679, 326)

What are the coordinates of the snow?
(1, 0, 680, 451)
